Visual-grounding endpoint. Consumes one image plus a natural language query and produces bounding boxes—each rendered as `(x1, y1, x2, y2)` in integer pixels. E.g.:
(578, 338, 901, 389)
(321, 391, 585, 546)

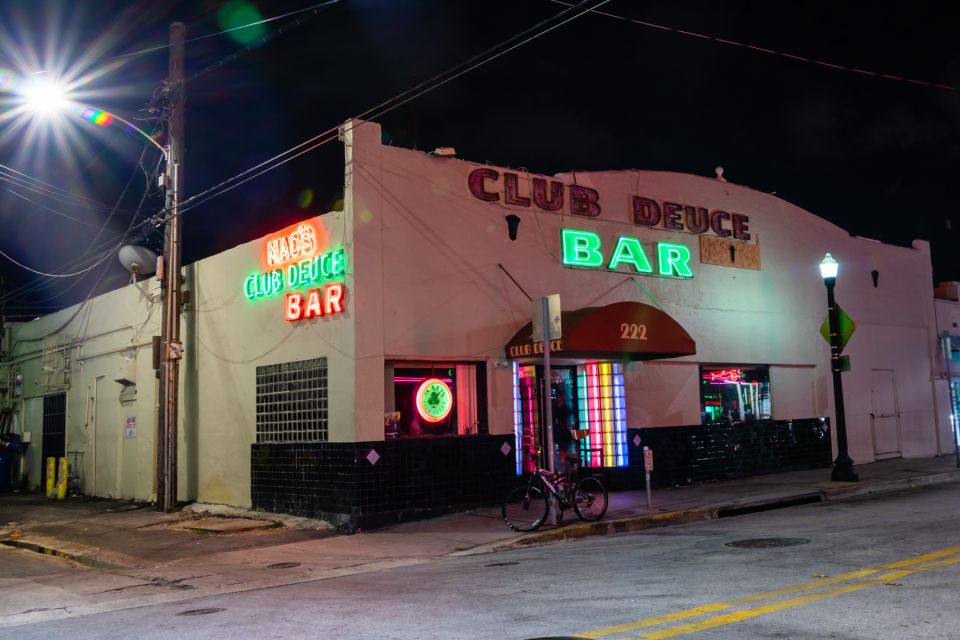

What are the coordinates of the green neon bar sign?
(560, 228, 693, 278)
(244, 247, 348, 301)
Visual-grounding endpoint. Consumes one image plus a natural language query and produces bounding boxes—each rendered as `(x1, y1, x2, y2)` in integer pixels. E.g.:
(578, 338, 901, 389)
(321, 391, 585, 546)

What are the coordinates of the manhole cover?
(267, 562, 301, 569)
(725, 538, 811, 548)
(484, 561, 519, 567)
(177, 608, 226, 616)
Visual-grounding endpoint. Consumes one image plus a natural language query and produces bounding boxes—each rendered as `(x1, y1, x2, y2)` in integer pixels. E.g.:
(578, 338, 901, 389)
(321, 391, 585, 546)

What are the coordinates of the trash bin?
(0, 450, 11, 489)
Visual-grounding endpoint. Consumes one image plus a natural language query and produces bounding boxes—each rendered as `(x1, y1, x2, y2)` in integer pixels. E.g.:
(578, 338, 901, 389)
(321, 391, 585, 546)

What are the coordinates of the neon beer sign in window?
(416, 378, 454, 423)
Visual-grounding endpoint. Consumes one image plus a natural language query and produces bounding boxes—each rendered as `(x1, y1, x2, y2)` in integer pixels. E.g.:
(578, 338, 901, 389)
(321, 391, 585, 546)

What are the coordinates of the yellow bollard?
(45, 457, 56, 498)
(56, 457, 68, 500)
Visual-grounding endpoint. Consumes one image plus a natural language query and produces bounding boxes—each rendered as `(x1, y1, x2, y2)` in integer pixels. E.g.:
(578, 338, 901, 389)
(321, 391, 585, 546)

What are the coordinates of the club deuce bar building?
(6, 120, 954, 528)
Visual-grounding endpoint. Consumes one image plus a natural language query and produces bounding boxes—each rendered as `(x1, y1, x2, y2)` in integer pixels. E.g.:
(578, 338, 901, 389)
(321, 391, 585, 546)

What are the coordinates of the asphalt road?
(3, 482, 959, 640)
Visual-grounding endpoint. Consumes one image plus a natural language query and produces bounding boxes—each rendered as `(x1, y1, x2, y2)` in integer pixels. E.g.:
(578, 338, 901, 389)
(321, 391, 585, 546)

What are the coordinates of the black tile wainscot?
(616, 418, 833, 490)
(251, 435, 518, 531)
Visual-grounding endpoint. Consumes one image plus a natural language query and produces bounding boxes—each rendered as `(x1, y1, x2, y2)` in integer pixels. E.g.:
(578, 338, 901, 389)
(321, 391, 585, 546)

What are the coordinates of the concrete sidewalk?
(1, 455, 958, 628)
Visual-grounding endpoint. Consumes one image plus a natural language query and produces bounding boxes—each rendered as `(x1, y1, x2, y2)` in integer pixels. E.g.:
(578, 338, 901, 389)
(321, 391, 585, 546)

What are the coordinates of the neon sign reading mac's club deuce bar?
(560, 228, 694, 278)
(243, 220, 348, 322)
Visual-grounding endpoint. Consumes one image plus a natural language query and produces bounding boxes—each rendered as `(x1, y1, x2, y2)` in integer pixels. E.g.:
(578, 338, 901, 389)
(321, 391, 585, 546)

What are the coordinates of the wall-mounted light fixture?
(505, 214, 521, 241)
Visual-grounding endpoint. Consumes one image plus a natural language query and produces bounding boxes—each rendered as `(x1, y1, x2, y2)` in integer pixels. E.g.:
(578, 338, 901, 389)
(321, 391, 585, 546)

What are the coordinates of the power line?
(167, 0, 612, 221)
(183, 0, 340, 86)
(9, 151, 157, 343)
(0, 164, 129, 212)
(549, 0, 956, 92)
(0, 238, 119, 278)
(0, 148, 159, 294)
(1, 187, 103, 228)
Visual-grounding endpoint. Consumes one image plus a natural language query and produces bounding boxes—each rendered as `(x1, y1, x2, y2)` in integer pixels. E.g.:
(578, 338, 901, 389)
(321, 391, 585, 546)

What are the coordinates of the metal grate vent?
(255, 357, 328, 443)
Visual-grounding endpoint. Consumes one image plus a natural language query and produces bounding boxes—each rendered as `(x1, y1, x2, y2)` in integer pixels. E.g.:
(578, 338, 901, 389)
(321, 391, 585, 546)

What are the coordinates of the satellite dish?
(118, 244, 158, 276)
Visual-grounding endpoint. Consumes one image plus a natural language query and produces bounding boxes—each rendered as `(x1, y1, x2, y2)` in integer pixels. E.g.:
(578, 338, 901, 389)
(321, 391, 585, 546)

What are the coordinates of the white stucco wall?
(9, 279, 161, 498)
(345, 118, 941, 464)
(186, 211, 355, 507)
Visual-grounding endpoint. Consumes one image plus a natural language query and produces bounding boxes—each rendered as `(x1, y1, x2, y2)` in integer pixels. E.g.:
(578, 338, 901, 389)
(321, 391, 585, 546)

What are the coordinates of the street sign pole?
(541, 297, 557, 525)
(644, 446, 653, 510)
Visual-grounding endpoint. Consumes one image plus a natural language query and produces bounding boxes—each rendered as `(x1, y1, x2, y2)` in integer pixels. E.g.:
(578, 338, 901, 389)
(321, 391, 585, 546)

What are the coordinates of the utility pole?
(156, 22, 185, 512)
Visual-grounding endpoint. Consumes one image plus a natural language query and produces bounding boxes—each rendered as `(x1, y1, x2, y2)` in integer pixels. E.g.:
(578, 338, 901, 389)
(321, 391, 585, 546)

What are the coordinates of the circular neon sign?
(416, 378, 453, 423)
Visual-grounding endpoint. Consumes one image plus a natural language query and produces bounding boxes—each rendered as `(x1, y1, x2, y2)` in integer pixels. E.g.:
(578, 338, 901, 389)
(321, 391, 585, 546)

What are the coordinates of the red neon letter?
(304, 289, 323, 318)
(324, 283, 344, 315)
(285, 293, 303, 321)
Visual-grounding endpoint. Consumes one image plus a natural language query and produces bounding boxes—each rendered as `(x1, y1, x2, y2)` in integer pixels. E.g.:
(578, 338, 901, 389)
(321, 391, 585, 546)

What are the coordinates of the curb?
(455, 468, 960, 556)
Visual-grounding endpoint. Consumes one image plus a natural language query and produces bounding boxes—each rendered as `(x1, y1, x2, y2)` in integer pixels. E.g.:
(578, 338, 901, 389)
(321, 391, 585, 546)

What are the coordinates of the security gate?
(41, 393, 66, 489)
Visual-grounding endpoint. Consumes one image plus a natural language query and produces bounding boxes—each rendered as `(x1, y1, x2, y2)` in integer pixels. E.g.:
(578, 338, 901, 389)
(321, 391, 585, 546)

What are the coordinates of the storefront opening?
(512, 361, 627, 474)
(699, 365, 771, 425)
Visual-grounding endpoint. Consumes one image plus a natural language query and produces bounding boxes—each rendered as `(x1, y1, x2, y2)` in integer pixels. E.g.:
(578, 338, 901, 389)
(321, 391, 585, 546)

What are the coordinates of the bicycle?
(502, 451, 608, 532)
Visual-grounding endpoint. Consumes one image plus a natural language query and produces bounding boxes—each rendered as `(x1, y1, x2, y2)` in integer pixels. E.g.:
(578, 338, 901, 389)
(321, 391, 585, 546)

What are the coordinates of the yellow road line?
(639, 557, 960, 640)
(580, 545, 960, 639)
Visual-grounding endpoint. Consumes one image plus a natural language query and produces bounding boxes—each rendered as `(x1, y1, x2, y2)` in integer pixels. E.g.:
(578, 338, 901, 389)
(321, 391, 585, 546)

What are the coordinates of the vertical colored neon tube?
(512, 362, 521, 475)
(600, 363, 613, 467)
(590, 363, 602, 467)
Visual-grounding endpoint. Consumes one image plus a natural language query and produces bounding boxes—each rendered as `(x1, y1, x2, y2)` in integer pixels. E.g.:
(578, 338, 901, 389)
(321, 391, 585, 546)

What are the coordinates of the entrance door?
(870, 369, 901, 459)
(515, 365, 577, 473)
(93, 376, 119, 498)
(41, 393, 66, 489)
(547, 367, 577, 462)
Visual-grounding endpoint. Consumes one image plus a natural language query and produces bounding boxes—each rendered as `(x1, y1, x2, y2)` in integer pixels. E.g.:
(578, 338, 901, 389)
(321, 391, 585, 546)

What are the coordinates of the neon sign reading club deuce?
(243, 219, 348, 322)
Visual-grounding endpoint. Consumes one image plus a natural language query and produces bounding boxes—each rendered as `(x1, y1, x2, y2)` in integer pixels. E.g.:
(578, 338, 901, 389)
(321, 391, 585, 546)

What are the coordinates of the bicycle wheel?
(502, 483, 549, 532)
(572, 476, 608, 522)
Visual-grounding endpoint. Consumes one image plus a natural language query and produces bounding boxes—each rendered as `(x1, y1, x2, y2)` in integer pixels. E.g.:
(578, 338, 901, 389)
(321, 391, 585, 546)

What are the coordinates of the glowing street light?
(819, 252, 858, 482)
(4, 73, 167, 158)
(20, 77, 70, 116)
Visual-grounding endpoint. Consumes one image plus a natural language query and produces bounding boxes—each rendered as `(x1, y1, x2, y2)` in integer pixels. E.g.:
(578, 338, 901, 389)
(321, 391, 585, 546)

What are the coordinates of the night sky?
(1, 0, 957, 319)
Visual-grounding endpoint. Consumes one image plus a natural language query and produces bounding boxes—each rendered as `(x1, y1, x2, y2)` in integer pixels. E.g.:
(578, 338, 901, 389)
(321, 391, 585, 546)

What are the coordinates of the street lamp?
(819, 253, 859, 482)
(9, 26, 186, 511)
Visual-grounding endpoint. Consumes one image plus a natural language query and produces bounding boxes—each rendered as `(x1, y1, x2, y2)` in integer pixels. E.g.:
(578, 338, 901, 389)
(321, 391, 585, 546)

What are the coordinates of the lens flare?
(21, 77, 70, 116)
(297, 188, 314, 208)
(80, 107, 113, 126)
(217, 1, 267, 45)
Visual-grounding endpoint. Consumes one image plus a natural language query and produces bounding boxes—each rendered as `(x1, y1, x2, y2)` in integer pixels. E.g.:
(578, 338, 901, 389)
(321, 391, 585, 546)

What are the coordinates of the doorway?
(870, 369, 902, 459)
(41, 393, 66, 489)
(515, 365, 578, 473)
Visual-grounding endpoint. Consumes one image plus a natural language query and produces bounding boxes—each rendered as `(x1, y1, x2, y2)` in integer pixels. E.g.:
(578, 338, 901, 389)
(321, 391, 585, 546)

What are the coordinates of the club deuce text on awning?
(505, 302, 696, 361)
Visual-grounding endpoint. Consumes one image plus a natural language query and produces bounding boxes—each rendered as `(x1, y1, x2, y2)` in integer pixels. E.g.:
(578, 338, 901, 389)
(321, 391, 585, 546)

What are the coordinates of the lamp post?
(819, 253, 859, 482)
(10, 23, 186, 510)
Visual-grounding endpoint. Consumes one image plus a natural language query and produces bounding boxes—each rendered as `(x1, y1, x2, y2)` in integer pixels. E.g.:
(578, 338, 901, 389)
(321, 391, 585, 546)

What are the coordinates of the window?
(699, 365, 771, 425)
(576, 362, 627, 468)
(256, 357, 328, 442)
(386, 362, 487, 439)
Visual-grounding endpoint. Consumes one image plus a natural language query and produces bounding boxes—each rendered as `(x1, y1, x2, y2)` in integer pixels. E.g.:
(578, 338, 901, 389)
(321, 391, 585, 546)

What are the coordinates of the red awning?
(505, 301, 696, 361)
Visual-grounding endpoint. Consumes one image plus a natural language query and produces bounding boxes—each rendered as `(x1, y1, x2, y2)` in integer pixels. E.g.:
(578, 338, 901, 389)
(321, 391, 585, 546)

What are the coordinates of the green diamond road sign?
(820, 305, 857, 352)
